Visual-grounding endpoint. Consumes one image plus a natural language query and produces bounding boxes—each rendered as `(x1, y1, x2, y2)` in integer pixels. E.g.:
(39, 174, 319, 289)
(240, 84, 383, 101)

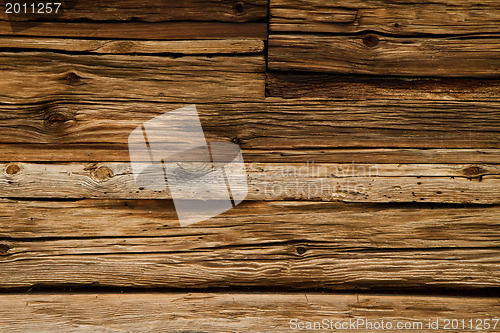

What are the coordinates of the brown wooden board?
(0, 293, 499, 332)
(271, 0, 500, 34)
(268, 35, 500, 77)
(0, 162, 498, 203)
(0, 100, 498, 162)
(0, 200, 498, 290)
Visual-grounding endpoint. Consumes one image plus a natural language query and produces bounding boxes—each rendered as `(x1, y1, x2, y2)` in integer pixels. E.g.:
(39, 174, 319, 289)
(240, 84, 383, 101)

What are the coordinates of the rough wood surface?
(0, 53, 265, 103)
(0, 0, 268, 23)
(0, 162, 498, 203)
(0, 293, 499, 332)
(266, 73, 500, 100)
(0, 21, 268, 40)
(269, 34, 500, 77)
(0, 199, 497, 244)
(0, 37, 265, 54)
(0, 100, 497, 162)
(0, 237, 498, 289)
(270, 0, 500, 34)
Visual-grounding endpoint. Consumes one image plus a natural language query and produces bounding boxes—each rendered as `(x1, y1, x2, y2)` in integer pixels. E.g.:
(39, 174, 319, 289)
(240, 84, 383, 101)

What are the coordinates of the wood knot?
(363, 35, 379, 47)
(296, 246, 308, 255)
(5, 163, 21, 175)
(234, 2, 245, 14)
(0, 244, 10, 255)
(62, 72, 83, 86)
(231, 137, 243, 145)
(463, 166, 486, 177)
(44, 112, 69, 130)
(91, 166, 114, 181)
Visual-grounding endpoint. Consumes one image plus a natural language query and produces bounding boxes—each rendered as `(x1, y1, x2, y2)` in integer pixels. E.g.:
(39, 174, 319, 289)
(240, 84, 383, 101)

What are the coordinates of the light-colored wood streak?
(271, 0, 500, 34)
(0, 53, 265, 103)
(0, 37, 265, 54)
(269, 35, 500, 77)
(0, 293, 499, 332)
(0, 162, 498, 203)
(0, 199, 498, 245)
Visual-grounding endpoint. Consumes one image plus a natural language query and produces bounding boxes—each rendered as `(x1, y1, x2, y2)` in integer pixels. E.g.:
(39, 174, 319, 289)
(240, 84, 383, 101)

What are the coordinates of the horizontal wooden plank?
(0, 199, 498, 244)
(269, 34, 500, 77)
(0, 0, 267, 24)
(0, 53, 265, 103)
(0, 21, 268, 40)
(0, 236, 498, 289)
(271, 0, 500, 35)
(0, 100, 497, 163)
(0, 37, 265, 54)
(266, 73, 500, 100)
(0, 162, 498, 203)
(0, 293, 499, 332)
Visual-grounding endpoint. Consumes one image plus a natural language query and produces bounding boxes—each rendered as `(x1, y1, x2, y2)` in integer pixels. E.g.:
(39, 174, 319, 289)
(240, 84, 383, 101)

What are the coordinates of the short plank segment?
(0, 293, 499, 332)
(0, 22, 268, 40)
(0, 37, 265, 54)
(0, 0, 268, 23)
(268, 35, 500, 77)
(0, 53, 265, 104)
(0, 163, 498, 203)
(266, 73, 500, 100)
(271, 0, 500, 35)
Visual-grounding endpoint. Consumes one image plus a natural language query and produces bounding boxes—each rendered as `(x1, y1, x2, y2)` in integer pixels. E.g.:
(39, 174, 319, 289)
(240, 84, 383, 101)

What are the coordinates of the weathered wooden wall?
(0, 0, 499, 331)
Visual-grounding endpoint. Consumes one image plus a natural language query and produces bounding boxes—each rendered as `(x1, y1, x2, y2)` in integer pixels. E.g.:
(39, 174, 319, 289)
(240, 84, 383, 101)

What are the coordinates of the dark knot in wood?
(5, 163, 21, 175)
(44, 112, 68, 130)
(463, 165, 486, 177)
(363, 35, 379, 47)
(234, 2, 245, 14)
(296, 246, 307, 255)
(62, 72, 83, 86)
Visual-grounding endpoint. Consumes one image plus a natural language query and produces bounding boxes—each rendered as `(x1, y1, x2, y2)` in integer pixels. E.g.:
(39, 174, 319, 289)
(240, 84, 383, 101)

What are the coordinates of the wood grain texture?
(0, 53, 265, 103)
(270, 0, 500, 35)
(0, 100, 498, 162)
(0, 293, 499, 332)
(0, 37, 265, 54)
(0, 0, 268, 23)
(0, 21, 268, 40)
(0, 237, 498, 289)
(266, 73, 500, 100)
(0, 162, 498, 203)
(268, 34, 500, 77)
(0, 199, 498, 244)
